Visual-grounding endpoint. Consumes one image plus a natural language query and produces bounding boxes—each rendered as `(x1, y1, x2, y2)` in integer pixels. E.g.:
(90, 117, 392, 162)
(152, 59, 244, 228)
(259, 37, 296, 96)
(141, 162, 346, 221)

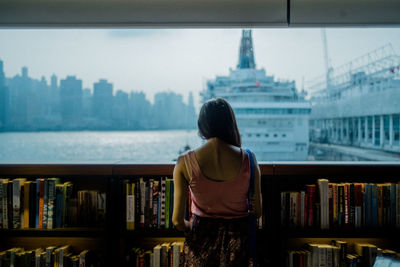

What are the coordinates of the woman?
(172, 97, 262, 267)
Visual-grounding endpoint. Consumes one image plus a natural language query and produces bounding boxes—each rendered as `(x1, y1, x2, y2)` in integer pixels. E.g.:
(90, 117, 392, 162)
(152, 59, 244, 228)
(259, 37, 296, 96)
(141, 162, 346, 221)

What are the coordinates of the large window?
(0, 28, 399, 162)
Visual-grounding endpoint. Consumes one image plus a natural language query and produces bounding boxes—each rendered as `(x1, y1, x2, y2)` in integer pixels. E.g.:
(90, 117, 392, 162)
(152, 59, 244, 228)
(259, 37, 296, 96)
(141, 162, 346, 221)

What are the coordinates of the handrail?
(1, 162, 399, 176)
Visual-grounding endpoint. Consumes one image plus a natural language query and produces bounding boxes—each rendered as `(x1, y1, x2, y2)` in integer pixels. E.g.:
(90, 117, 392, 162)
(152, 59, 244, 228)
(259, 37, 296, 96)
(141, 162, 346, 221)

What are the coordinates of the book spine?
(43, 179, 48, 229)
(396, 183, 400, 228)
(0, 179, 3, 229)
(147, 180, 153, 228)
(55, 185, 63, 228)
(135, 180, 140, 230)
(332, 184, 338, 228)
(140, 179, 145, 228)
(366, 184, 371, 228)
(383, 185, 390, 227)
(337, 185, 344, 228)
(377, 184, 383, 228)
(160, 177, 166, 229)
(328, 184, 333, 228)
(126, 182, 135, 231)
(281, 192, 286, 227)
(170, 180, 174, 230)
(390, 183, 396, 228)
(306, 185, 315, 228)
(12, 179, 21, 229)
(285, 192, 290, 228)
(20, 180, 25, 229)
(354, 184, 362, 229)
(349, 183, 355, 228)
(152, 181, 159, 228)
(300, 191, 305, 228)
(47, 179, 56, 229)
(326, 247, 332, 267)
(344, 183, 349, 228)
(1, 180, 7, 229)
(165, 180, 171, 229)
(371, 184, 378, 228)
(289, 192, 297, 228)
(24, 182, 30, 229)
(38, 179, 44, 229)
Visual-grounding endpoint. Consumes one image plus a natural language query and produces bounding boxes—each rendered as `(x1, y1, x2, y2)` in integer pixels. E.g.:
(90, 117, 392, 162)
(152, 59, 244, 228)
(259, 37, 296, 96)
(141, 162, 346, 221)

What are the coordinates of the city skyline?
(1, 28, 400, 111)
(0, 61, 197, 131)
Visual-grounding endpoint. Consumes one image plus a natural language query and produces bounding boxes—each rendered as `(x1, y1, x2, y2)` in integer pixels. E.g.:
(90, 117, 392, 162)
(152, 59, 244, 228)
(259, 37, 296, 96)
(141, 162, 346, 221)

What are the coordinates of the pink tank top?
(183, 149, 250, 219)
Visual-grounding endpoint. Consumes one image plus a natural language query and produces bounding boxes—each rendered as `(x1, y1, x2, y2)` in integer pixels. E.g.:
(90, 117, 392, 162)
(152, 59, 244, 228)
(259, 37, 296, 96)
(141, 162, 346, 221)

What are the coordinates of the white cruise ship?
(202, 30, 311, 161)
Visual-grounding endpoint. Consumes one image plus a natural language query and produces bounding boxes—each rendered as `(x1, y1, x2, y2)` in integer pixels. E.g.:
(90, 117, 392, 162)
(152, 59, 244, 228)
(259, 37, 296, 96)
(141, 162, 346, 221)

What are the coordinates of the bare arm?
(252, 152, 263, 219)
(172, 155, 190, 231)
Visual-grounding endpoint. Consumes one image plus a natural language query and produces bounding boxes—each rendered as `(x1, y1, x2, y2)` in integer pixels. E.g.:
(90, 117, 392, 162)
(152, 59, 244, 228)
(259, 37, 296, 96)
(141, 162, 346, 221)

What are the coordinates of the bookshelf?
(1, 162, 399, 266)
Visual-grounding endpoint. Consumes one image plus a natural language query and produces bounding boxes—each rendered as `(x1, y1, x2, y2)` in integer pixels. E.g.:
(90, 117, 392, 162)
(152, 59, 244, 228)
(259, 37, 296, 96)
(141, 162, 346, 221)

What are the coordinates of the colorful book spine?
(126, 182, 135, 231)
(23, 181, 31, 229)
(160, 177, 166, 229)
(38, 179, 44, 229)
(152, 181, 159, 228)
(42, 179, 48, 229)
(140, 178, 146, 229)
(47, 179, 57, 229)
(165, 179, 171, 229)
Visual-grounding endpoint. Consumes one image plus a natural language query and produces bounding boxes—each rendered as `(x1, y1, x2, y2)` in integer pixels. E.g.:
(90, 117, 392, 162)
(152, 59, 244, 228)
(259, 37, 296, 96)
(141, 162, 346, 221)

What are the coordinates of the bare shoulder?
(174, 153, 190, 182)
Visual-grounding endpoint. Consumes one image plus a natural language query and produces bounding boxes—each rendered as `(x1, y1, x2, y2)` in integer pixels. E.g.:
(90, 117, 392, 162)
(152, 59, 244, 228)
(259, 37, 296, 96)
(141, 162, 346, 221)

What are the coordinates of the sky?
(0, 28, 400, 110)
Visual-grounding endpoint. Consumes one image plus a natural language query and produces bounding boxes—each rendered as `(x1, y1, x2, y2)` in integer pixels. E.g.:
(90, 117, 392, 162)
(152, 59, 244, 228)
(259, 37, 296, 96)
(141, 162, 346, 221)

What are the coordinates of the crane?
(321, 28, 334, 90)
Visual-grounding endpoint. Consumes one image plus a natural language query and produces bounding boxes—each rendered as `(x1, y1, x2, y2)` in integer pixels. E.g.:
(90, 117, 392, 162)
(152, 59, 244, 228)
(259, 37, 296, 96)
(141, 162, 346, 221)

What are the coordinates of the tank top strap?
(183, 150, 201, 182)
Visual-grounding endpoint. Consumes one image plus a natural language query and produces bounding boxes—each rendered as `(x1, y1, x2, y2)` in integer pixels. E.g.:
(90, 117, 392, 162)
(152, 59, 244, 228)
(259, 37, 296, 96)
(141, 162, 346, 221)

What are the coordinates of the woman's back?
(184, 138, 250, 219)
(194, 138, 243, 182)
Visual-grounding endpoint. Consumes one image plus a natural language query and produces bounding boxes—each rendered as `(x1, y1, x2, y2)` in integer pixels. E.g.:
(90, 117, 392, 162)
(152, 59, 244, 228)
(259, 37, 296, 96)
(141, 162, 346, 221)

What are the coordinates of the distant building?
(113, 90, 129, 129)
(60, 76, 83, 126)
(6, 67, 32, 129)
(129, 91, 152, 129)
(0, 60, 8, 129)
(93, 79, 113, 127)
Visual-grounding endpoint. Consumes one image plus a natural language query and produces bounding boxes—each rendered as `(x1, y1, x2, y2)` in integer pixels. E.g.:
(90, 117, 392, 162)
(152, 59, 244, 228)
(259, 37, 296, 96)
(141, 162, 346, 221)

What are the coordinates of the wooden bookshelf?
(1, 163, 399, 266)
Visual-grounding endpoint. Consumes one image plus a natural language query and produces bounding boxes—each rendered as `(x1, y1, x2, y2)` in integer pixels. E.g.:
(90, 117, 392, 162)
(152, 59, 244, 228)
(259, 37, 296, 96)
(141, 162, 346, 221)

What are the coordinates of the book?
(160, 177, 166, 229)
(153, 244, 161, 267)
(12, 178, 26, 229)
(23, 181, 31, 229)
(126, 181, 135, 230)
(318, 179, 329, 229)
(165, 179, 171, 229)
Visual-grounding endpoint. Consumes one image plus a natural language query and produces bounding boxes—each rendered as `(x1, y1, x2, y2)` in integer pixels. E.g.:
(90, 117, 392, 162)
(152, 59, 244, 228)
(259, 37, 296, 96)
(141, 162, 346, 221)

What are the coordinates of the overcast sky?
(0, 28, 399, 110)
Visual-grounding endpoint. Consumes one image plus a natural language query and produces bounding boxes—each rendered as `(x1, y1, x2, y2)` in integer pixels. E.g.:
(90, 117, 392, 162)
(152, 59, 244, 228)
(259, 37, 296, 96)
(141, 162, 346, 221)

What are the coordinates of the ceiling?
(0, 0, 399, 27)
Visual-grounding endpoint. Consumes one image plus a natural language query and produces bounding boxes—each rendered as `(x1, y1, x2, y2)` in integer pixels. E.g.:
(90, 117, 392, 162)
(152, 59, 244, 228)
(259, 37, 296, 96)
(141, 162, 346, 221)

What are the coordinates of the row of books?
(126, 242, 184, 267)
(286, 240, 400, 267)
(281, 179, 400, 229)
(0, 246, 101, 267)
(126, 177, 265, 231)
(126, 177, 175, 230)
(0, 178, 106, 229)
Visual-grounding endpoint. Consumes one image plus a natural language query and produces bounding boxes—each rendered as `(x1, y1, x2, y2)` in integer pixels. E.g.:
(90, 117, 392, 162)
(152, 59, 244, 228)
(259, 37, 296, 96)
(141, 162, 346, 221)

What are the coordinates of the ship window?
(273, 134, 278, 138)
(282, 134, 286, 137)
(256, 133, 260, 137)
(265, 134, 269, 137)
(394, 115, 400, 142)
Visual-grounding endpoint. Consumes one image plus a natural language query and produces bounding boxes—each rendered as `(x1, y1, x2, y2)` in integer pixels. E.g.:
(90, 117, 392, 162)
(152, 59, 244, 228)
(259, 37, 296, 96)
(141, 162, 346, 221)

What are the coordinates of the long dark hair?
(198, 98, 241, 147)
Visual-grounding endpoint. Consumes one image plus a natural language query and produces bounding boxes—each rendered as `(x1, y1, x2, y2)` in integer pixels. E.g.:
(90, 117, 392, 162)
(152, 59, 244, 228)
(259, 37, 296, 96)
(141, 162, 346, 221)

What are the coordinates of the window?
(0, 28, 400, 162)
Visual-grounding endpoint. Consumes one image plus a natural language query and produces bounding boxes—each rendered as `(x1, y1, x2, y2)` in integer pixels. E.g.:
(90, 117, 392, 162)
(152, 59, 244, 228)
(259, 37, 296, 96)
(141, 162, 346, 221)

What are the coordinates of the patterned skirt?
(180, 215, 250, 267)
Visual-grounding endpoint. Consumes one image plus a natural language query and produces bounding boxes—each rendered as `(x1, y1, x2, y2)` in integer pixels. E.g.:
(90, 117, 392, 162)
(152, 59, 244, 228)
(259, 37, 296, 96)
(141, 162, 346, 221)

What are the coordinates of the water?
(0, 130, 203, 163)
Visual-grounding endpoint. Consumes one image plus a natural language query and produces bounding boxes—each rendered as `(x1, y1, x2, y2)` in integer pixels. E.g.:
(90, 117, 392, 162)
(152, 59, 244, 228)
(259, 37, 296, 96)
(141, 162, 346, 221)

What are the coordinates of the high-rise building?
(60, 76, 83, 126)
(113, 90, 129, 129)
(0, 60, 8, 128)
(129, 91, 152, 129)
(93, 79, 113, 127)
